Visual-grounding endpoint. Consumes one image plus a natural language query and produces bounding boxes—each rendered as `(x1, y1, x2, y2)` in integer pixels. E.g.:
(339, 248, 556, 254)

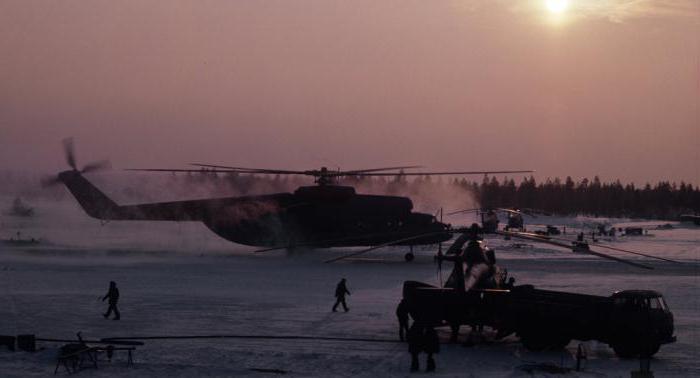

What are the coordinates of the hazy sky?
(1, 0, 698, 185)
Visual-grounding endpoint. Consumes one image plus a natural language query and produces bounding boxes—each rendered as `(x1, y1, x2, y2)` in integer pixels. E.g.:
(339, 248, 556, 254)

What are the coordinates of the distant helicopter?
(46, 139, 533, 261)
(446, 207, 546, 233)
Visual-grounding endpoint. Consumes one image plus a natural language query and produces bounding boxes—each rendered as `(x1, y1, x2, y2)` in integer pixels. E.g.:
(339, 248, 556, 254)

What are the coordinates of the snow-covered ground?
(1, 197, 698, 377)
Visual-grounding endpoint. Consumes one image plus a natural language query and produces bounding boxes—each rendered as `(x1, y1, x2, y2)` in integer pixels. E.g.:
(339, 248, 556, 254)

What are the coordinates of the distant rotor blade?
(588, 243, 681, 264)
(446, 208, 482, 216)
(190, 164, 307, 175)
(497, 231, 654, 270)
(63, 138, 77, 170)
(342, 166, 423, 175)
(580, 248, 654, 270)
(347, 170, 534, 177)
(495, 208, 521, 215)
(324, 232, 447, 263)
(125, 168, 250, 173)
(192, 165, 424, 176)
(531, 234, 680, 264)
(190, 163, 265, 171)
(82, 160, 112, 173)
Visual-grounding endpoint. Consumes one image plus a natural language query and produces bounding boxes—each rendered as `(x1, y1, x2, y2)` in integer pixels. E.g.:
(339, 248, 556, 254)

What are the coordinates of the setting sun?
(546, 0, 569, 14)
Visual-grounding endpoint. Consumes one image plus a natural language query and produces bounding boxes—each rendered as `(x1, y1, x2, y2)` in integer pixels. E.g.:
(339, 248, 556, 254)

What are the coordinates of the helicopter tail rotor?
(43, 138, 112, 187)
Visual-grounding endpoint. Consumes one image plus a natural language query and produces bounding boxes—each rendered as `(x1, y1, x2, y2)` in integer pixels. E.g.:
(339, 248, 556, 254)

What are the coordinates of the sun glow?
(546, 0, 569, 14)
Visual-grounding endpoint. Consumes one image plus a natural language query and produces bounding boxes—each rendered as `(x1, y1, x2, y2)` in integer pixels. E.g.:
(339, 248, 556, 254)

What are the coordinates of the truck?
(403, 281, 676, 358)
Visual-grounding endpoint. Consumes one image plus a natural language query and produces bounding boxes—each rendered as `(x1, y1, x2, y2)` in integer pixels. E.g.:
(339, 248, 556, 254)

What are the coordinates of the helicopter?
(46, 139, 533, 261)
(445, 207, 546, 233)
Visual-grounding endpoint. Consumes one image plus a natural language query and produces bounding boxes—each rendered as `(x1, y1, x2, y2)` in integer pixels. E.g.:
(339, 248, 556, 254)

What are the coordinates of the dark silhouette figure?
(407, 324, 422, 372)
(396, 299, 410, 341)
(102, 281, 120, 320)
(407, 323, 440, 372)
(424, 327, 439, 372)
(332, 278, 350, 312)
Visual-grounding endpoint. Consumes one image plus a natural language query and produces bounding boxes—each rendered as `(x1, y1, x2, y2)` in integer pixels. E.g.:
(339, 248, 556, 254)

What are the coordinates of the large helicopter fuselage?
(203, 185, 451, 247)
(58, 171, 451, 248)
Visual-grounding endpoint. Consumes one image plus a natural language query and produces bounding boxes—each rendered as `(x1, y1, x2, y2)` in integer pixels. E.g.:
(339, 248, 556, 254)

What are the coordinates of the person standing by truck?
(396, 298, 410, 341)
(407, 323, 440, 372)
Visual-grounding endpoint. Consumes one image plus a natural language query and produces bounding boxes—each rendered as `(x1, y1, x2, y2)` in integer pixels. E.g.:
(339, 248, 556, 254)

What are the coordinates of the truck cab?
(608, 290, 676, 357)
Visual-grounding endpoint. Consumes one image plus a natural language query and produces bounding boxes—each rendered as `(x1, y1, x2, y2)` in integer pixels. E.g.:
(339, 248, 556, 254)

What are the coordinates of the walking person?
(332, 278, 350, 312)
(102, 281, 120, 320)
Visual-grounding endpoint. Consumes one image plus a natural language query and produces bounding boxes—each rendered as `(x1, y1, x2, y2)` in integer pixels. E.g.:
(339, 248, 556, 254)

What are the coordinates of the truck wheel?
(404, 252, 415, 262)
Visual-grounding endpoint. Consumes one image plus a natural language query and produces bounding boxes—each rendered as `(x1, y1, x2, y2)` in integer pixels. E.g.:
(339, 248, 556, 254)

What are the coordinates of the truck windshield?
(651, 297, 668, 310)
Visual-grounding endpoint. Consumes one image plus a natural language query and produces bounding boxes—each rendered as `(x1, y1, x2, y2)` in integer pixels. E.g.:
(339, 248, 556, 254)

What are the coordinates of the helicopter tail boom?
(59, 170, 123, 220)
(58, 170, 266, 222)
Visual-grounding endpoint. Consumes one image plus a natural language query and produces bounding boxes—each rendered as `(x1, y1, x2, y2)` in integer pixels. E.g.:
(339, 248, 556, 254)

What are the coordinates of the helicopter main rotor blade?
(347, 170, 534, 177)
(324, 231, 448, 263)
(190, 164, 308, 175)
(125, 168, 243, 173)
(192, 164, 424, 176)
(341, 166, 423, 174)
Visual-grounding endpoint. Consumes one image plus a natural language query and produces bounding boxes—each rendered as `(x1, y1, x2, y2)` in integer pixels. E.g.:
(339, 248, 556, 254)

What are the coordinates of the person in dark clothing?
(396, 299, 410, 341)
(102, 281, 120, 320)
(407, 323, 440, 372)
(332, 278, 350, 312)
(424, 327, 439, 372)
(407, 323, 423, 372)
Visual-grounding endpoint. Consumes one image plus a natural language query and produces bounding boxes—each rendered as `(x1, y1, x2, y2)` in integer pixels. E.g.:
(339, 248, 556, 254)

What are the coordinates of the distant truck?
(403, 281, 676, 358)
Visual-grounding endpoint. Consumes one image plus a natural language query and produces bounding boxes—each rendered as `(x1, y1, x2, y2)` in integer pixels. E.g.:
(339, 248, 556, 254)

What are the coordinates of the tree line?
(453, 175, 699, 220)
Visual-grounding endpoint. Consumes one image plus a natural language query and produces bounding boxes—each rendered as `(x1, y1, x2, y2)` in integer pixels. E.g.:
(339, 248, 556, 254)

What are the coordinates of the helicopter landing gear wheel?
(404, 252, 415, 262)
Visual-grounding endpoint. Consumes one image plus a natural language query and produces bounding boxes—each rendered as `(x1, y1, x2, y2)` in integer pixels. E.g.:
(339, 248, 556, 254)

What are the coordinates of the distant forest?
(452, 175, 700, 220)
